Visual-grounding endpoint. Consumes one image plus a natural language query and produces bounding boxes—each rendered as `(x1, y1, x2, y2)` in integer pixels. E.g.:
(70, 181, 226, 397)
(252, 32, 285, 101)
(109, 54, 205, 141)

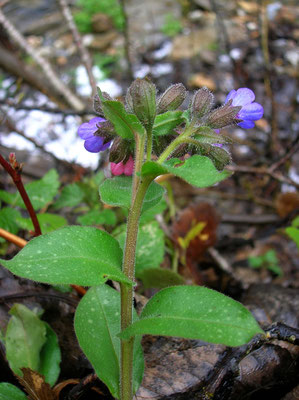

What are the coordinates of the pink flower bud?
(110, 156, 134, 176)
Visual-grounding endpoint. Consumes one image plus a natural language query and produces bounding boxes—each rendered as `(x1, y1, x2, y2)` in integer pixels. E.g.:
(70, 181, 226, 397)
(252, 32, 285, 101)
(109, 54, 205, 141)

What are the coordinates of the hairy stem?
(146, 127, 153, 162)
(120, 133, 149, 400)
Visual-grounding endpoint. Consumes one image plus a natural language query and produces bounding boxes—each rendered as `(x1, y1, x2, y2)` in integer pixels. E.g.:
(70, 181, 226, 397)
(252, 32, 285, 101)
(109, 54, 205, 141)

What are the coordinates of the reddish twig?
(0, 153, 42, 236)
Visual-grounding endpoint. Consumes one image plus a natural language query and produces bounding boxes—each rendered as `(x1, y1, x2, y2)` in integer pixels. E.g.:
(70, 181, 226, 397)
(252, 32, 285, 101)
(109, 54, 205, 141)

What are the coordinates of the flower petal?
(237, 120, 255, 129)
(225, 90, 237, 104)
(111, 162, 124, 176)
(78, 117, 106, 139)
(238, 102, 264, 121)
(232, 88, 255, 107)
(124, 156, 134, 176)
(84, 136, 106, 153)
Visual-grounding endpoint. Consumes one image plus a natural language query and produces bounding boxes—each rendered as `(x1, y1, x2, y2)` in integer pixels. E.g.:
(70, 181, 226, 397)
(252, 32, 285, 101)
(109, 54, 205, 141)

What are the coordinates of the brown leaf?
(275, 192, 299, 218)
(17, 368, 55, 400)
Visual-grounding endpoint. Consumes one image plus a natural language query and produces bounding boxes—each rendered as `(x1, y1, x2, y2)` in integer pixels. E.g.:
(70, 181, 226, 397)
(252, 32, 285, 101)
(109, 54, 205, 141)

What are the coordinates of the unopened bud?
(127, 78, 156, 130)
(93, 90, 113, 114)
(109, 137, 132, 163)
(205, 100, 241, 129)
(94, 120, 116, 143)
(191, 87, 214, 119)
(157, 83, 187, 114)
(125, 90, 134, 113)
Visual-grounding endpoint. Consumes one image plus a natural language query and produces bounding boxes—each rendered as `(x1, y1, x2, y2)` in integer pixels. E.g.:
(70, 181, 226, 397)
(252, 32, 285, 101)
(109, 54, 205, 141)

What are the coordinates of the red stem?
(0, 153, 42, 236)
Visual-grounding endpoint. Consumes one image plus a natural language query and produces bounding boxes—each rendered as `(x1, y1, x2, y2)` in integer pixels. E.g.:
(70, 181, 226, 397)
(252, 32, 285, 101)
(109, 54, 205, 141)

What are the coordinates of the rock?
(82, 31, 118, 51)
(91, 13, 114, 33)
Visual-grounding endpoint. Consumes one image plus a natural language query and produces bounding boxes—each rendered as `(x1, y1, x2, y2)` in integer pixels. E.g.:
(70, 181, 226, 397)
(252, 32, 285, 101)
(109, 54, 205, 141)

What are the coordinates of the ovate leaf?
(1, 226, 132, 286)
(138, 268, 184, 288)
(0, 383, 27, 400)
(5, 304, 47, 376)
(153, 111, 184, 136)
(0, 207, 21, 243)
(100, 99, 144, 139)
(142, 156, 231, 188)
(53, 183, 85, 209)
(16, 213, 67, 234)
(74, 285, 144, 399)
(77, 209, 116, 226)
(39, 324, 61, 386)
(120, 286, 264, 346)
(99, 176, 164, 213)
(117, 221, 165, 274)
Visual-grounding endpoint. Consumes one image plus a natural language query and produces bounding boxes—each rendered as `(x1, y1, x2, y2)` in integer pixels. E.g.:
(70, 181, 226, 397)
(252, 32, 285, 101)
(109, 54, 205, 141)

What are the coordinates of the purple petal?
(225, 90, 237, 104)
(237, 120, 255, 129)
(84, 136, 107, 153)
(238, 102, 263, 121)
(232, 88, 255, 107)
(78, 117, 106, 139)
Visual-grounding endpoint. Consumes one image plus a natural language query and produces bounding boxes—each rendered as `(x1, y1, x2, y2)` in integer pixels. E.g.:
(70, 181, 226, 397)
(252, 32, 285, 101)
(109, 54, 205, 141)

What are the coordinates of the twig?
(0, 228, 27, 247)
(0, 99, 95, 115)
(0, 153, 42, 236)
(269, 138, 299, 172)
(260, 0, 279, 154)
(0, 291, 78, 307)
(0, 9, 85, 111)
(118, 0, 134, 80)
(0, 227, 87, 296)
(0, 107, 78, 168)
(58, 0, 97, 95)
(227, 165, 299, 189)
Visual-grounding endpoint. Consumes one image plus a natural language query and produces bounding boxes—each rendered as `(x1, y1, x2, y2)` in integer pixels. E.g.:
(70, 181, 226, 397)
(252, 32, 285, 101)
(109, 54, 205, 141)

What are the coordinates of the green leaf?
(5, 304, 47, 376)
(53, 183, 85, 209)
(153, 111, 184, 136)
(138, 268, 184, 288)
(15, 169, 60, 210)
(100, 97, 145, 139)
(74, 285, 144, 399)
(99, 176, 165, 213)
(77, 209, 116, 226)
(139, 198, 167, 224)
(39, 323, 61, 386)
(117, 222, 165, 274)
(0, 383, 27, 400)
(142, 156, 232, 187)
(120, 286, 264, 346)
(0, 190, 16, 205)
(1, 226, 132, 286)
(285, 226, 299, 249)
(16, 213, 67, 234)
(0, 207, 21, 243)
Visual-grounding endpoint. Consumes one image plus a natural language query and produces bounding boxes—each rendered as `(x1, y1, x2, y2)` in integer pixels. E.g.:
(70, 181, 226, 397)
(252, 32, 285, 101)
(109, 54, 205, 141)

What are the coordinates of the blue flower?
(225, 88, 264, 129)
(78, 117, 111, 153)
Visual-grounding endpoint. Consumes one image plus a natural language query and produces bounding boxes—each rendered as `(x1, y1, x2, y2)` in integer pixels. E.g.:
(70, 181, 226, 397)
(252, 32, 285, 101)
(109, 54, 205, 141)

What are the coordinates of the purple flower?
(225, 88, 263, 129)
(78, 117, 111, 153)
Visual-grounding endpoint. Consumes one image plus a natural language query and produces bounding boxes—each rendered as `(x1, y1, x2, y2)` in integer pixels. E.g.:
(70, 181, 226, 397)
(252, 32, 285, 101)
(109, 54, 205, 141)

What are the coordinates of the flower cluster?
(77, 80, 263, 174)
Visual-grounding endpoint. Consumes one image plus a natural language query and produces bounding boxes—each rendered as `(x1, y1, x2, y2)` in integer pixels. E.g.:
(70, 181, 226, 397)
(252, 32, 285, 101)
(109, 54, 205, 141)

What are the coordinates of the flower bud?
(191, 87, 214, 119)
(93, 91, 113, 114)
(157, 83, 187, 114)
(205, 100, 241, 129)
(109, 137, 132, 163)
(94, 120, 116, 143)
(127, 78, 156, 130)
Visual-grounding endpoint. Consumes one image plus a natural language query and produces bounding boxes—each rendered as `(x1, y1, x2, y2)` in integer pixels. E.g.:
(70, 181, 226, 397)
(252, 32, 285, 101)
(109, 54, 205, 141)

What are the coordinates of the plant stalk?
(120, 132, 150, 400)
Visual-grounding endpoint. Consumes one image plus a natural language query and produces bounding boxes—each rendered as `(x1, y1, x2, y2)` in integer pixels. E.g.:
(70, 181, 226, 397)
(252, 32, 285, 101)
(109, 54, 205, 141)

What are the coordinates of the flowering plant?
(1, 79, 264, 400)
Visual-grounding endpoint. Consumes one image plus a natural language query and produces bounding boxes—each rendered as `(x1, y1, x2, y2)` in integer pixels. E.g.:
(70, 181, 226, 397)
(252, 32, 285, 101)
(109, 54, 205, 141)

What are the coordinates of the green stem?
(146, 127, 153, 161)
(157, 120, 197, 164)
(120, 132, 150, 400)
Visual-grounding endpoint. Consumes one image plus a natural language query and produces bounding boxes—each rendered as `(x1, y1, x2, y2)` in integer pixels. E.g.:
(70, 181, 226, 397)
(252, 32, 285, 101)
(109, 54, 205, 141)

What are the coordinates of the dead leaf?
(17, 368, 55, 400)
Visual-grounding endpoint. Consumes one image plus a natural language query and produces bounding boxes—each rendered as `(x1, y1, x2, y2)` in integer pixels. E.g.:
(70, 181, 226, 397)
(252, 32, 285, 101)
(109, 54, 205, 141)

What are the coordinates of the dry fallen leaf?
(17, 368, 55, 400)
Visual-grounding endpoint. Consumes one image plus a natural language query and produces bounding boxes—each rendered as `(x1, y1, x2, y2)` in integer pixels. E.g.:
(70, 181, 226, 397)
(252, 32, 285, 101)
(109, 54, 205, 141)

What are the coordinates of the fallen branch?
(0, 8, 85, 111)
(227, 165, 299, 188)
